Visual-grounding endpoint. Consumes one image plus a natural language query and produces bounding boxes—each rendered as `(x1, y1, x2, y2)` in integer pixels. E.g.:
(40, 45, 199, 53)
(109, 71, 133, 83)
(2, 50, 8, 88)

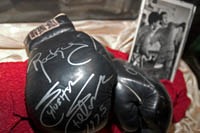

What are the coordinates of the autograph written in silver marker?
(124, 65, 154, 88)
(27, 43, 92, 83)
(35, 73, 113, 133)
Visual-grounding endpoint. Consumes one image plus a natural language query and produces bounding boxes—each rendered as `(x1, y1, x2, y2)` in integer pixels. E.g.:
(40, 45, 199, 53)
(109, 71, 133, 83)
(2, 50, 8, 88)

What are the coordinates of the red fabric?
(0, 48, 191, 132)
(0, 61, 33, 133)
(106, 47, 129, 60)
(161, 70, 191, 123)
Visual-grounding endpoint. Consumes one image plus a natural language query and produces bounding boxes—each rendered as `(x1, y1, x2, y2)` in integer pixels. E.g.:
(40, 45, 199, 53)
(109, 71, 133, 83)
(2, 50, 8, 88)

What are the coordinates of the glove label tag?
(29, 18, 60, 40)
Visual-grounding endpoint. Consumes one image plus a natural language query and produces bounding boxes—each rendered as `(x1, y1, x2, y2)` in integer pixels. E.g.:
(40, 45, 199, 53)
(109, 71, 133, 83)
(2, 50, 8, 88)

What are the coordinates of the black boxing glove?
(24, 13, 117, 133)
(112, 59, 172, 133)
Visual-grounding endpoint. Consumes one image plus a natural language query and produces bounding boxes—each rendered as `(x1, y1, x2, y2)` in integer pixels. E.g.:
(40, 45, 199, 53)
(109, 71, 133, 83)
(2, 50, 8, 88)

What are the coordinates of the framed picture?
(128, 0, 196, 81)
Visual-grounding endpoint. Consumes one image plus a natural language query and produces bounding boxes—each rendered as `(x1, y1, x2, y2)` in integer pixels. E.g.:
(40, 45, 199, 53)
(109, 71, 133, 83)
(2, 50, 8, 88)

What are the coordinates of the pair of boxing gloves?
(25, 14, 172, 133)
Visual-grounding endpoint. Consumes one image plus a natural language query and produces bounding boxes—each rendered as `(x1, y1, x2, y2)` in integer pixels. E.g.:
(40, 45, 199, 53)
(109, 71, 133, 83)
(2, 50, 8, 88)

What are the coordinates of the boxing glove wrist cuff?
(24, 13, 75, 53)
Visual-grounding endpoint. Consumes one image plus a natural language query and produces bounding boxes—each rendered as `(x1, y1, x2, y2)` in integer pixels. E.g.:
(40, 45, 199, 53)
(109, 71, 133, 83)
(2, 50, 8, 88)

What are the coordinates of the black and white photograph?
(129, 0, 196, 81)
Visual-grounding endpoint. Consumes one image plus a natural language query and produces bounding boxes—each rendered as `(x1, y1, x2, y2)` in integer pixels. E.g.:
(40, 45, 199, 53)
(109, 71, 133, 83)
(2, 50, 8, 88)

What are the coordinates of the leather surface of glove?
(112, 59, 172, 133)
(24, 13, 117, 133)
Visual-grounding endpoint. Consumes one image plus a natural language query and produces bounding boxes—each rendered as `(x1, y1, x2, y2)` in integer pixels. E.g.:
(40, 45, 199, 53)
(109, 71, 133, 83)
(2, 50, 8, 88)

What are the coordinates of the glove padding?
(112, 59, 172, 133)
(25, 13, 117, 133)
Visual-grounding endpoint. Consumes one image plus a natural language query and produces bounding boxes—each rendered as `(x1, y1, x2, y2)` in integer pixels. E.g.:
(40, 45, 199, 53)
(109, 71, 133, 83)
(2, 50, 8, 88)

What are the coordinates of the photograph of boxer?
(129, 0, 196, 81)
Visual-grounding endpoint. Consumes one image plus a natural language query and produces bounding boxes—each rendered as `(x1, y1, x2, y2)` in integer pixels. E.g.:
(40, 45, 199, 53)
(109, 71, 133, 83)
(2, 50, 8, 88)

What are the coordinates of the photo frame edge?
(170, 4, 197, 81)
